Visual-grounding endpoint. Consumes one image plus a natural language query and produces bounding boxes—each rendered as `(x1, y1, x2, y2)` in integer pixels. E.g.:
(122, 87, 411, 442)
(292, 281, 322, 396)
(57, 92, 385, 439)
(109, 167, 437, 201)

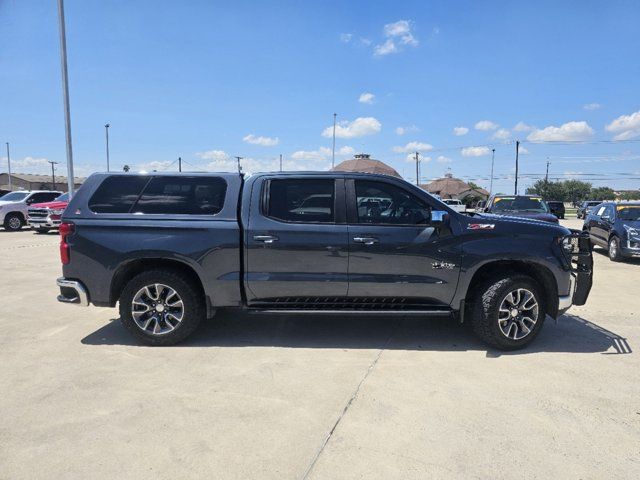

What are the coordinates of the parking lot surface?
(1, 219, 639, 479)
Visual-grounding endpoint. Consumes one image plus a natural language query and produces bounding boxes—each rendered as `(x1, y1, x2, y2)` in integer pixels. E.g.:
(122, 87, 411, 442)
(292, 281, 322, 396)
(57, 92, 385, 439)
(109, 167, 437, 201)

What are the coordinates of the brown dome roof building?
(421, 173, 489, 201)
(332, 154, 402, 178)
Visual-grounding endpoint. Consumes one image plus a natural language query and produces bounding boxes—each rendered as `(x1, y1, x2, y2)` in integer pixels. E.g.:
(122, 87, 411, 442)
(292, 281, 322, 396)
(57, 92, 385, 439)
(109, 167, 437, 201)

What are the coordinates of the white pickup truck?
(0, 190, 62, 231)
(442, 198, 466, 213)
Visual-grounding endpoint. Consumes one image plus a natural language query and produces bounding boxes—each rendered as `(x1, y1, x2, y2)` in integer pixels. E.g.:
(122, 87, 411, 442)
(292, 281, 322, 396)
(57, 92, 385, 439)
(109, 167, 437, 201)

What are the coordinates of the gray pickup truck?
(56, 172, 592, 349)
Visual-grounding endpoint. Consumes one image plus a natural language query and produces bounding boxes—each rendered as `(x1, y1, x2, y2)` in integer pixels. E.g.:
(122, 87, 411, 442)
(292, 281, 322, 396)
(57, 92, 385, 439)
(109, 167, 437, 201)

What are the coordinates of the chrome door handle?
(353, 236, 379, 245)
(253, 235, 278, 244)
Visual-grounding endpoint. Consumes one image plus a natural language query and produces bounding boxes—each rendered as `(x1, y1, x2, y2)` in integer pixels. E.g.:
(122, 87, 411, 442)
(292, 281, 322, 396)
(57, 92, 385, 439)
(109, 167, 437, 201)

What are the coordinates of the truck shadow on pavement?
(81, 312, 631, 356)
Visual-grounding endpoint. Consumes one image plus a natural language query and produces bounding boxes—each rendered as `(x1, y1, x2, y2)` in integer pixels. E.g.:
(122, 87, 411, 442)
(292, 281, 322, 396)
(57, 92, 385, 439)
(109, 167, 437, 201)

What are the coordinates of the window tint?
(89, 176, 149, 213)
(132, 176, 227, 215)
(267, 179, 335, 223)
(355, 180, 430, 225)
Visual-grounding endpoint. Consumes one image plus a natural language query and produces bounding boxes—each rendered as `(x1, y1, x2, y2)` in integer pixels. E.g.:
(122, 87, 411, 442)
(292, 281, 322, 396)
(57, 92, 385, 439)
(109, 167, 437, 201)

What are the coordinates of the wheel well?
(110, 258, 206, 308)
(6, 211, 25, 221)
(467, 260, 559, 318)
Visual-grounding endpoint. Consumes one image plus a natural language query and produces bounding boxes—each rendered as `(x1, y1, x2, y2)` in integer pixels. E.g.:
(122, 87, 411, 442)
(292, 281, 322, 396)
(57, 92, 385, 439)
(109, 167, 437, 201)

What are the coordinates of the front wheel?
(119, 269, 205, 345)
(469, 274, 546, 350)
(608, 236, 623, 262)
(4, 213, 24, 231)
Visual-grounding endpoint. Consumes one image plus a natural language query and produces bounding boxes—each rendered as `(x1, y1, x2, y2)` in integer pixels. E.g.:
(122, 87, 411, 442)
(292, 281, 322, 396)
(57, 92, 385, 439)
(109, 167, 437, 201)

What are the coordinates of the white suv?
(0, 191, 62, 231)
(442, 198, 466, 213)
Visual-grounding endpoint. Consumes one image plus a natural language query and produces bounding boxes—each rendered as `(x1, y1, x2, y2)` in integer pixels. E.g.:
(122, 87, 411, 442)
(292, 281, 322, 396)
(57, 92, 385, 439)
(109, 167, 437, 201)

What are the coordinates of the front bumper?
(620, 237, 640, 257)
(56, 278, 89, 307)
(558, 231, 593, 313)
(28, 217, 62, 228)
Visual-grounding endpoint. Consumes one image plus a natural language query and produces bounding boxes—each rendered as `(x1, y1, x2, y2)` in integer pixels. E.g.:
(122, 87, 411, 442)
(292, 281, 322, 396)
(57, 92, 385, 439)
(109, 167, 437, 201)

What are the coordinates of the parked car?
(56, 172, 592, 350)
(27, 192, 70, 233)
(583, 202, 640, 261)
(546, 201, 565, 219)
(474, 200, 486, 211)
(442, 198, 466, 213)
(0, 190, 62, 231)
(577, 200, 602, 219)
(483, 195, 558, 223)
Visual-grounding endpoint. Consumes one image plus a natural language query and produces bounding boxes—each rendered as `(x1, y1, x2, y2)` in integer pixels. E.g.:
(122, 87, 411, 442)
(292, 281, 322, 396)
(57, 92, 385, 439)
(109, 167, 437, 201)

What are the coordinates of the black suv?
(577, 201, 602, 219)
(583, 202, 640, 261)
(546, 201, 565, 219)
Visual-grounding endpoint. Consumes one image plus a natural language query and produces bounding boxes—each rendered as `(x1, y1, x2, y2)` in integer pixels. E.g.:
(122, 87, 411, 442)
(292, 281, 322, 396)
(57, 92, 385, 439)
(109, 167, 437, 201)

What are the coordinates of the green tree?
(618, 190, 640, 201)
(467, 181, 481, 190)
(590, 186, 616, 201)
(526, 180, 567, 201)
(563, 179, 592, 204)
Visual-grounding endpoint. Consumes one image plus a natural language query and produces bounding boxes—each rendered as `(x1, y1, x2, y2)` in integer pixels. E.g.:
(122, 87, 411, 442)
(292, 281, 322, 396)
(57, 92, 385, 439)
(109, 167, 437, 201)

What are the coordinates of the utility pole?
(279, 154, 283, 172)
(178, 157, 182, 172)
(414, 151, 420, 186)
(234, 156, 243, 174)
(331, 113, 337, 169)
(514, 140, 520, 195)
(57, 0, 75, 197)
(545, 158, 550, 183)
(104, 124, 110, 171)
(489, 148, 495, 196)
(48, 160, 58, 189)
(5, 143, 11, 191)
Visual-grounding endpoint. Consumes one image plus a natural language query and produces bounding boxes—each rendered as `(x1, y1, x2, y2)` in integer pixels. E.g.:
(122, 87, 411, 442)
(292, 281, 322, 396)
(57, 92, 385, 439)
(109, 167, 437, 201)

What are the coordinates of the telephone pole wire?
(331, 113, 337, 169)
(514, 140, 520, 195)
(57, 0, 75, 196)
(5, 143, 12, 191)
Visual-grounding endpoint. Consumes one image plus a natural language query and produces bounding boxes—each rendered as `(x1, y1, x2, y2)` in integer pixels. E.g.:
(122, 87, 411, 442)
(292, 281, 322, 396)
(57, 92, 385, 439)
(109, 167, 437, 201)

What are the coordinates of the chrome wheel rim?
(609, 239, 617, 258)
(498, 288, 539, 340)
(131, 283, 184, 335)
(8, 217, 21, 229)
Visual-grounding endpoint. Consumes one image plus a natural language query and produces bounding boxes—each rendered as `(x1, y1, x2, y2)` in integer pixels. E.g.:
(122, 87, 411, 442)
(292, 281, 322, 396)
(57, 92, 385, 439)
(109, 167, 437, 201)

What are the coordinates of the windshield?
(55, 193, 70, 202)
(490, 196, 549, 213)
(617, 205, 640, 221)
(0, 192, 30, 202)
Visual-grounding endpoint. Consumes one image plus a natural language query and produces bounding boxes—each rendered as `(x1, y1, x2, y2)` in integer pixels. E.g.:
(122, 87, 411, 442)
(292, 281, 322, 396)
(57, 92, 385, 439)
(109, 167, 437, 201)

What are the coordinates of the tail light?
(59, 222, 75, 265)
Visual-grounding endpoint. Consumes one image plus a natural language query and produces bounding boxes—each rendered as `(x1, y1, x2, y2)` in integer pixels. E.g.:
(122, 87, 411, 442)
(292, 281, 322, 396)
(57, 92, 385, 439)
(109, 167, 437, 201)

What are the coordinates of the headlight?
(558, 236, 580, 254)
(624, 225, 639, 239)
(50, 209, 65, 215)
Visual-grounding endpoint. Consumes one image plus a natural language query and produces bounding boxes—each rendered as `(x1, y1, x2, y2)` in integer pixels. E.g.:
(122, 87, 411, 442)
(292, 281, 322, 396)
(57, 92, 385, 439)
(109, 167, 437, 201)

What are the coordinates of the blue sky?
(1, 0, 640, 193)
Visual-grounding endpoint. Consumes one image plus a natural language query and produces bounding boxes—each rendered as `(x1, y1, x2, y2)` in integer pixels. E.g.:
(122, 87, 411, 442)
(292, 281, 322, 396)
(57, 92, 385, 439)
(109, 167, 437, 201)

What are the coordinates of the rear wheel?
(4, 213, 23, 231)
(119, 269, 205, 345)
(469, 274, 546, 350)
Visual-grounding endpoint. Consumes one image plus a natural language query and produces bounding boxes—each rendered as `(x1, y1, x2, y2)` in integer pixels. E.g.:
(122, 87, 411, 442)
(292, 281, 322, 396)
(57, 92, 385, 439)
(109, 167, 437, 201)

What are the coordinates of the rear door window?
(131, 176, 227, 215)
(267, 179, 335, 223)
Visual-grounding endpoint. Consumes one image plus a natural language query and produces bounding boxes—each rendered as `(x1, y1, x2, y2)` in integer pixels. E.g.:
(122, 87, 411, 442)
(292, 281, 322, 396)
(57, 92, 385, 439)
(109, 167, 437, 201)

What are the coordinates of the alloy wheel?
(131, 283, 184, 335)
(498, 288, 539, 340)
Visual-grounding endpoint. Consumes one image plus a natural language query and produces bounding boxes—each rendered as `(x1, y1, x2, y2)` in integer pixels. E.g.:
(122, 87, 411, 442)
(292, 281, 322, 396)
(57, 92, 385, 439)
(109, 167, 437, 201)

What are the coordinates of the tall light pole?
(48, 161, 58, 190)
(279, 154, 283, 172)
(489, 148, 495, 196)
(57, 0, 75, 196)
(104, 123, 110, 171)
(331, 113, 337, 169)
(514, 140, 520, 195)
(5, 143, 11, 191)
(178, 157, 182, 172)
(414, 151, 420, 186)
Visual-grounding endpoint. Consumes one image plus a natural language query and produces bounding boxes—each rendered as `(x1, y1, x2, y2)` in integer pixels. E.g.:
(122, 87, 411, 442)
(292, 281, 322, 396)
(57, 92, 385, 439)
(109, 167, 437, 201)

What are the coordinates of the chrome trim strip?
(56, 277, 89, 307)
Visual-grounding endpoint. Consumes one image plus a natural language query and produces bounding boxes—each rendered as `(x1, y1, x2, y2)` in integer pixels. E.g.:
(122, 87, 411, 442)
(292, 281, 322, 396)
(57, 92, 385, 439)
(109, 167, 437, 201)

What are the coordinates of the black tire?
(469, 274, 546, 350)
(3, 213, 24, 231)
(608, 236, 623, 262)
(35, 228, 51, 234)
(119, 269, 205, 346)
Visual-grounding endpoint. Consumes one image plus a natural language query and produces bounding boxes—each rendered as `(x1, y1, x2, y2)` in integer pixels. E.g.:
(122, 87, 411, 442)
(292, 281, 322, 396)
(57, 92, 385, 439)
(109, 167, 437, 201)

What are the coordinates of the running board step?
(247, 309, 453, 316)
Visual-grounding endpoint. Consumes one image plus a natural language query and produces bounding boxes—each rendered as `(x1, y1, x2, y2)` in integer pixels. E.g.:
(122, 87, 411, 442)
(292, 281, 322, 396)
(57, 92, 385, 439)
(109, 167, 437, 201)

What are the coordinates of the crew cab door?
(345, 178, 461, 306)
(244, 176, 348, 302)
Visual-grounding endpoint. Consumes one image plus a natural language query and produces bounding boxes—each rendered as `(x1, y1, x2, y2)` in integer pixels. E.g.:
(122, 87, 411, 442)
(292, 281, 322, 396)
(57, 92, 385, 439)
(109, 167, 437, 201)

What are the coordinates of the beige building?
(421, 173, 489, 204)
(0, 172, 85, 193)
(332, 154, 402, 178)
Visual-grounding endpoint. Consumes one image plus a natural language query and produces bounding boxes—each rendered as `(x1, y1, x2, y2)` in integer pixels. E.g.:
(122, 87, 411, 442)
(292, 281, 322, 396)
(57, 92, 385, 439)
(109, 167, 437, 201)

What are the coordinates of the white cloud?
(322, 117, 381, 138)
(436, 155, 452, 163)
(393, 141, 433, 153)
(453, 126, 469, 136)
(492, 128, 511, 140)
(291, 146, 354, 162)
(513, 121, 534, 132)
(242, 134, 279, 146)
(605, 110, 640, 140)
(340, 33, 353, 43)
(405, 154, 430, 163)
(475, 120, 499, 131)
(583, 103, 602, 111)
(518, 146, 530, 154)
(395, 125, 419, 135)
(196, 150, 229, 162)
(358, 92, 375, 104)
(374, 20, 418, 56)
(527, 121, 594, 142)
(195, 149, 338, 173)
(461, 146, 491, 157)
(11, 156, 50, 168)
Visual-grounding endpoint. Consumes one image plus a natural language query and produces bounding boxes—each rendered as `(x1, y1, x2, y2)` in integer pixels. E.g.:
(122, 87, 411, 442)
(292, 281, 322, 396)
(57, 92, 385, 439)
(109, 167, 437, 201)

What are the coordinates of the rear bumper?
(56, 277, 89, 307)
